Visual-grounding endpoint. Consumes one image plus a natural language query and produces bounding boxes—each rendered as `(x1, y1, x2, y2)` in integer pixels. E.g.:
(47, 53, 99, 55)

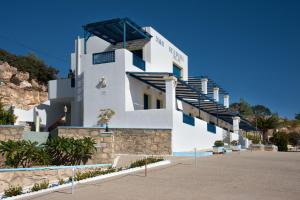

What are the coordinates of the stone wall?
(57, 127, 114, 164)
(0, 168, 72, 194)
(0, 125, 24, 141)
(112, 128, 172, 155)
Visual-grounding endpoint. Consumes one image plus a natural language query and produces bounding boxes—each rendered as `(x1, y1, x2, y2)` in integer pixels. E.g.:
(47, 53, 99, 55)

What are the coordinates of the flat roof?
(83, 18, 152, 44)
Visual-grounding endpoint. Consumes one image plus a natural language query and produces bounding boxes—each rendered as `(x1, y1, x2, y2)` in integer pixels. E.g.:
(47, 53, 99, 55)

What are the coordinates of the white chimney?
(224, 94, 229, 108)
(201, 78, 208, 94)
(213, 87, 219, 102)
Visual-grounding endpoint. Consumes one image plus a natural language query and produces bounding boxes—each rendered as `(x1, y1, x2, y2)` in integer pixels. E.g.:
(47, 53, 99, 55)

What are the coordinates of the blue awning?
(83, 18, 152, 45)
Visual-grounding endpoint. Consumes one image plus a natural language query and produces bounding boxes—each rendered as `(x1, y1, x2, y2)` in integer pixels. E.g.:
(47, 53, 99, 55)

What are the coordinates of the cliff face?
(0, 61, 48, 110)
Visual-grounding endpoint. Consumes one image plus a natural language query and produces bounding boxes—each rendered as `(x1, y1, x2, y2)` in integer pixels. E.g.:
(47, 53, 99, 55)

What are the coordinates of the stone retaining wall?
(0, 125, 24, 141)
(0, 168, 72, 194)
(111, 128, 172, 155)
(57, 128, 115, 164)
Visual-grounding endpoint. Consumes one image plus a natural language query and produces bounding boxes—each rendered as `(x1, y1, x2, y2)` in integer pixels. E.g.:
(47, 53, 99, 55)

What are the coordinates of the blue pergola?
(83, 18, 152, 53)
(127, 72, 255, 131)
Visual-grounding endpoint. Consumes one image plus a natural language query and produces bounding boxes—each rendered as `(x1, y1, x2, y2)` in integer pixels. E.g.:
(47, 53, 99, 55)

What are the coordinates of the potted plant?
(98, 108, 115, 132)
(231, 140, 241, 151)
(213, 140, 224, 154)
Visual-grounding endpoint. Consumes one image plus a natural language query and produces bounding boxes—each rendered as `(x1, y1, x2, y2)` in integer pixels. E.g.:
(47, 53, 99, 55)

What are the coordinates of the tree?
(288, 132, 300, 146)
(229, 99, 253, 119)
(252, 105, 272, 117)
(256, 114, 279, 142)
(295, 113, 300, 121)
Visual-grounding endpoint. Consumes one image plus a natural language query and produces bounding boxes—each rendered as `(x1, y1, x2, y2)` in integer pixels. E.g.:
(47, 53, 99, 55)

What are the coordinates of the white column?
(75, 36, 82, 76)
(213, 87, 219, 102)
(224, 94, 229, 108)
(164, 76, 177, 111)
(201, 78, 208, 94)
(233, 116, 240, 135)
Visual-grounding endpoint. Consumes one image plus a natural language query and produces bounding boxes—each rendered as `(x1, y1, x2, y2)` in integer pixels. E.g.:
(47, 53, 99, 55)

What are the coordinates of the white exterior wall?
(82, 48, 173, 128)
(172, 110, 225, 152)
(144, 27, 188, 80)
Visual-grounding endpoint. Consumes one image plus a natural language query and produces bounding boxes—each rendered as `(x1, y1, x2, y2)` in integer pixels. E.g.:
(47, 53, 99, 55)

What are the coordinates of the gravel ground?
(22, 151, 300, 200)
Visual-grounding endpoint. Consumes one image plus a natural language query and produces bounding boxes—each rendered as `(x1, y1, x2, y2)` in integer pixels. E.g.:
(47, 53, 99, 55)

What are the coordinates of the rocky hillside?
(0, 61, 48, 110)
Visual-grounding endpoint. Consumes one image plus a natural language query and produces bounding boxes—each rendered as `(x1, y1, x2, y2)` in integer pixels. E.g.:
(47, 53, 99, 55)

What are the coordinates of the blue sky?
(0, 0, 299, 119)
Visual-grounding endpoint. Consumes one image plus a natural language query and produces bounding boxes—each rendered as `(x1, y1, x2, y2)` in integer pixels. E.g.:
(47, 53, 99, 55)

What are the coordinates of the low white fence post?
(71, 167, 75, 194)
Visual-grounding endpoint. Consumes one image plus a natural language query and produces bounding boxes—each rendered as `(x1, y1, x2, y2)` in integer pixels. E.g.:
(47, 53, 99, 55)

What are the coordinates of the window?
(144, 94, 151, 109)
(156, 99, 162, 109)
(173, 64, 182, 78)
(93, 51, 115, 64)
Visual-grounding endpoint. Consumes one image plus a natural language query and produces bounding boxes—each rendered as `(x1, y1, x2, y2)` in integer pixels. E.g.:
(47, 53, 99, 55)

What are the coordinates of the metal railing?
(93, 51, 115, 64)
(132, 54, 145, 71)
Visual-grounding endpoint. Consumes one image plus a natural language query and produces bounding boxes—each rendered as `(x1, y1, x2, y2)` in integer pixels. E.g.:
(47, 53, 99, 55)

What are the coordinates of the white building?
(17, 18, 255, 152)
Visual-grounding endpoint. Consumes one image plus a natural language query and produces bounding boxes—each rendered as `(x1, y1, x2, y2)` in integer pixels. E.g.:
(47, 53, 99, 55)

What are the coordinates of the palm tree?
(256, 115, 279, 142)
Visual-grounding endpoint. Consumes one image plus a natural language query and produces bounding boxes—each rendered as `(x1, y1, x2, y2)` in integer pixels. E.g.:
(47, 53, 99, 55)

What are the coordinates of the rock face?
(0, 61, 48, 110)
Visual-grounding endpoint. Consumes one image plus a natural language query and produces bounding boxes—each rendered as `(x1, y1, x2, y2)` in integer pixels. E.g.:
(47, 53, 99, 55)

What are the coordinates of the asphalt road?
(23, 151, 300, 200)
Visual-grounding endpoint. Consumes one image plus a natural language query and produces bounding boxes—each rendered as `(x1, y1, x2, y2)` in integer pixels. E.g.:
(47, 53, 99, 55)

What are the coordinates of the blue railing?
(182, 113, 195, 126)
(207, 123, 216, 133)
(93, 51, 115, 64)
(132, 54, 145, 71)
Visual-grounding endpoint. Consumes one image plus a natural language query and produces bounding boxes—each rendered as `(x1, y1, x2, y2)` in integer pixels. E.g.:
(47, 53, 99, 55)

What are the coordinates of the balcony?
(48, 78, 75, 100)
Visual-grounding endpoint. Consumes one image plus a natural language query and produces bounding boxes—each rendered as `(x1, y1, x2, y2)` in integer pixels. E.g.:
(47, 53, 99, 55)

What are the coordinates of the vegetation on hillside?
(230, 99, 300, 149)
(0, 97, 17, 125)
(0, 49, 58, 84)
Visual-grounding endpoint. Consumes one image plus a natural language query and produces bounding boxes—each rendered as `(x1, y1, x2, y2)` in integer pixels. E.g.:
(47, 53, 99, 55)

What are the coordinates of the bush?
(0, 98, 17, 125)
(4, 185, 22, 197)
(45, 137, 97, 165)
(245, 134, 261, 144)
(31, 180, 49, 192)
(271, 132, 288, 152)
(129, 157, 164, 168)
(0, 140, 49, 168)
(288, 132, 300, 146)
(58, 178, 65, 185)
(231, 140, 239, 146)
(74, 167, 117, 181)
(214, 140, 224, 147)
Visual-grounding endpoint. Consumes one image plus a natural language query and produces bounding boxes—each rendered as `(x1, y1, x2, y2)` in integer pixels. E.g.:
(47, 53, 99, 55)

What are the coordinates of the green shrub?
(271, 132, 288, 152)
(245, 134, 261, 144)
(58, 178, 65, 185)
(129, 157, 164, 168)
(45, 137, 96, 165)
(0, 140, 49, 168)
(288, 132, 300, 146)
(231, 140, 239, 146)
(214, 140, 224, 147)
(4, 185, 22, 197)
(0, 98, 17, 125)
(31, 180, 49, 192)
(0, 49, 58, 85)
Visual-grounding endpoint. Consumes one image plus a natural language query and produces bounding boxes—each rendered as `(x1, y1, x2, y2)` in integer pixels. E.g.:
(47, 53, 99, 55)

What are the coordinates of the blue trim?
(182, 113, 195, 126)
(132, 54, 145, 70)
(173, 151, 213, 157)
(207, 123, 216, 133)
(0, 163, 112, 172)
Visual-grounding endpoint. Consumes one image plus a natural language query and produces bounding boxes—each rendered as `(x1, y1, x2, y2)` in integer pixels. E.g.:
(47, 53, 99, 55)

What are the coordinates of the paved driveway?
(24, 151, 300, 200)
